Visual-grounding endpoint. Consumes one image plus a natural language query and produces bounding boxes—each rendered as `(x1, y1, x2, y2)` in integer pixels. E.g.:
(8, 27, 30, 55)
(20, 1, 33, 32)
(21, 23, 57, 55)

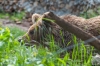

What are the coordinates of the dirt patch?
(0, 18, 33, 31)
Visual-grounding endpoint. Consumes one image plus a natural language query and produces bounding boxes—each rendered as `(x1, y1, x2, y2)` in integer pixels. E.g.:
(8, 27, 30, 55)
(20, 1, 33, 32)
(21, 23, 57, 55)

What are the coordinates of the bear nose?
(17, 36, 23, 42)
(18, 38, 22, 42)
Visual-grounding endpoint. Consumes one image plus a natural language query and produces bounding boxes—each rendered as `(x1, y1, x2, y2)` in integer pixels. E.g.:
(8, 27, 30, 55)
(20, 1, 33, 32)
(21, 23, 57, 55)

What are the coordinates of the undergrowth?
(0, 27, 94, 66)
(80, 8, 100, 19)
(0, 11, 25, 21)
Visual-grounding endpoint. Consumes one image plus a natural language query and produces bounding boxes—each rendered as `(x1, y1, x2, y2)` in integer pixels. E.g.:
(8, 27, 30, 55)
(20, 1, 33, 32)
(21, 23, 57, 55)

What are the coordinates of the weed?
(0, 11, 25, 21)
(0, 27, 94, 66)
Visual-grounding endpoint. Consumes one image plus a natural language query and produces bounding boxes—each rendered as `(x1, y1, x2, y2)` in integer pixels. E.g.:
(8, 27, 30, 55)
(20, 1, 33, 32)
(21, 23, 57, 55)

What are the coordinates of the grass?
(80, 7, 100, 19)
(0, 11, 25, 21)
(0, 27, 94, 66)
(0, 10, 99, 65)
(8, 26, 26, 38)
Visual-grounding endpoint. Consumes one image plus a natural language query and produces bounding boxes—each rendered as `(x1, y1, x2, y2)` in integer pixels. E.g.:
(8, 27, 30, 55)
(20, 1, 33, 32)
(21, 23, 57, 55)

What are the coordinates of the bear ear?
(32, 13, 42, 24)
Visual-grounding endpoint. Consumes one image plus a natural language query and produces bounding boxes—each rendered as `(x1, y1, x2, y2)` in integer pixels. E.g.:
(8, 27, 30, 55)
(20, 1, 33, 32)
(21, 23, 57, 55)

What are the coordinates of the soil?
(0, 18, 33, 31)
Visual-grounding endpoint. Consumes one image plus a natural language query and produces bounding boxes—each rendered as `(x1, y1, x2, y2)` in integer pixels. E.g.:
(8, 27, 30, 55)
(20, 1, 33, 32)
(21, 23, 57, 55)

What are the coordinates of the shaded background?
(0, 0, 100, 17)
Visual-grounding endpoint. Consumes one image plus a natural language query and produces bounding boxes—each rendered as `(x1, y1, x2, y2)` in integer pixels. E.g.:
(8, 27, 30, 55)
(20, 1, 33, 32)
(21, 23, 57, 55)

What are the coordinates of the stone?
(92, 54, 100, 65)
(0, 0, 100, 16)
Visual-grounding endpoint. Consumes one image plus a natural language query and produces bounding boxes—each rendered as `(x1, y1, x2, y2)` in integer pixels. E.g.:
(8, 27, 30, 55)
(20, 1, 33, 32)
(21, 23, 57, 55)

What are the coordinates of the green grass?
(0, 10, 98, 65)
(0, 11, 25, 21)
(80, 8, 100, 19)
(0, 27, 94, 66)
(8, 26, 26, 38)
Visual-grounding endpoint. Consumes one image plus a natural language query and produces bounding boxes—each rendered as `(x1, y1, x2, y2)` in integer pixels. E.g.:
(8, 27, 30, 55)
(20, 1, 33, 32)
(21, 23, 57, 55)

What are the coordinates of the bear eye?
(29, 30, 34, 35)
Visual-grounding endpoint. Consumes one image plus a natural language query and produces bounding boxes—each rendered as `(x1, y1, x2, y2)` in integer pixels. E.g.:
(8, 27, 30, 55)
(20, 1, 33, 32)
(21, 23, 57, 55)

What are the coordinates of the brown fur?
(61, 15, 100, 36)
(22, 14, 74, 48)
(23, 13, 100, 48)
(32, 13, 42, 24)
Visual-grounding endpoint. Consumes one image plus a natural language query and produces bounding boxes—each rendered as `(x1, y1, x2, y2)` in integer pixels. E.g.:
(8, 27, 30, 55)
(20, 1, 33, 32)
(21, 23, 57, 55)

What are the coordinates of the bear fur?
(22, 13, 74, 48)
(22, 13, 100, 49)
(61, 15, 100, 36)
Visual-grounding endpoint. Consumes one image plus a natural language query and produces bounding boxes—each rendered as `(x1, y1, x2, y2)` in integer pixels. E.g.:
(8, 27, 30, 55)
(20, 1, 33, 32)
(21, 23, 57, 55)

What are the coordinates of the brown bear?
(61, 15, 100, 36)
(22, 13, 100, 48)
(22, 13, 74, 49)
